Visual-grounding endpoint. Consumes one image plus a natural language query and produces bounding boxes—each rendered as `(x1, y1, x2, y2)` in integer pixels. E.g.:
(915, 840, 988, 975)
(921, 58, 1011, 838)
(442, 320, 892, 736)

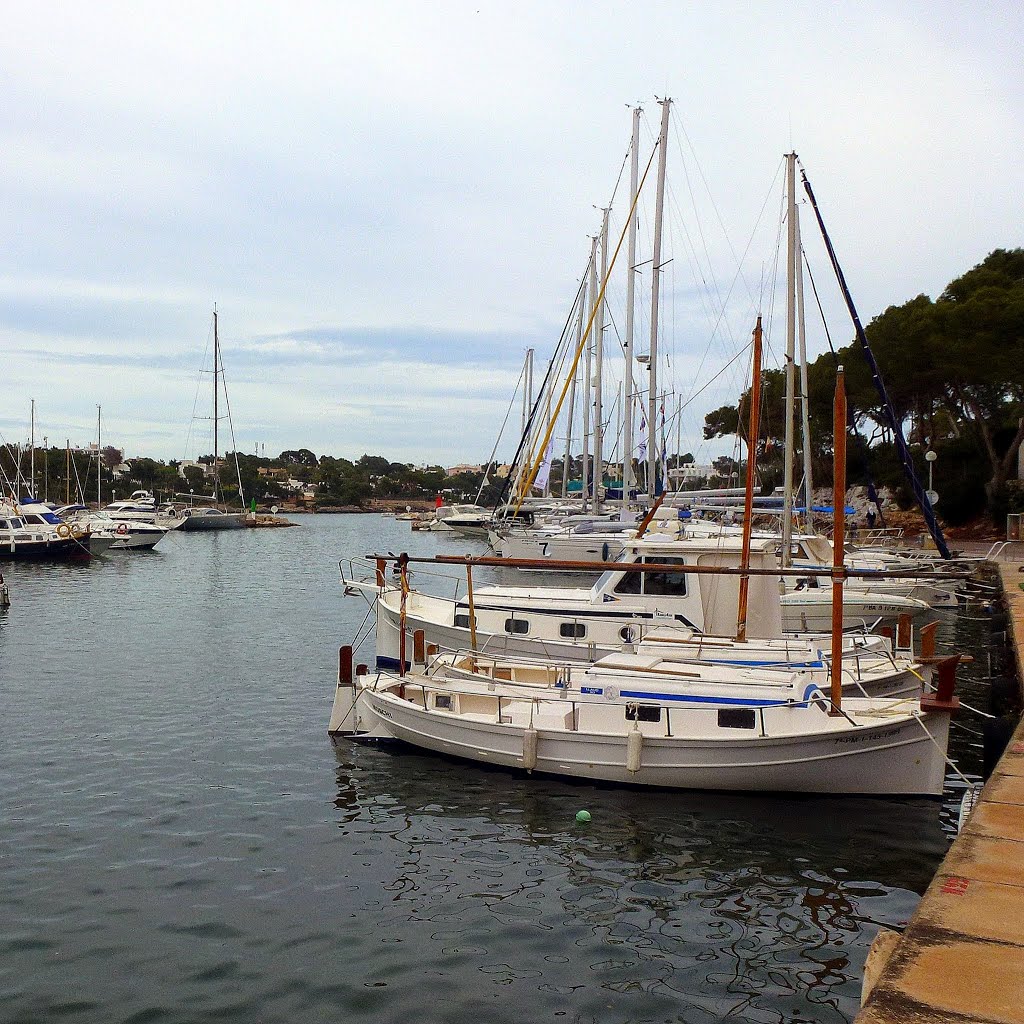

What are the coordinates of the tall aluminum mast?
(213, 307, 220, 502)
(581, 235, 598, 513)
(593, 207, 610, 508)
(646, 98, 671, 499)
(781, 153, 798, 565)
(622, 104, 641, 511)
(795, 187, 814, 534)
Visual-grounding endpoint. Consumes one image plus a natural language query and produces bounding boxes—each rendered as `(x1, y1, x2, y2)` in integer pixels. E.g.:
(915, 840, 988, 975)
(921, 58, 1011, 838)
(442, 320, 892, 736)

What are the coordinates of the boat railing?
(340, 555, 470, 604)
(379, 670, 876, 739)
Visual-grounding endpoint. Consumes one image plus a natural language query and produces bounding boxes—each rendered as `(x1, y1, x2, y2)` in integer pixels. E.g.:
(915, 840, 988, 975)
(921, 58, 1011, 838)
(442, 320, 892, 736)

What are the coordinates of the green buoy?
(575, 809, 592, 823)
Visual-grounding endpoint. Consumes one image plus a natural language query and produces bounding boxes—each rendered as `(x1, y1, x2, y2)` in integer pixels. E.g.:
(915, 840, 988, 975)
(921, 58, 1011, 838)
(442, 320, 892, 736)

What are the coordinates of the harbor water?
(0, 515, 994, 1024)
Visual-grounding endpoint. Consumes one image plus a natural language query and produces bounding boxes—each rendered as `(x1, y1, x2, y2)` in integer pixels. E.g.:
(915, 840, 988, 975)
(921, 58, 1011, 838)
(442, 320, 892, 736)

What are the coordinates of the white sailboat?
(329, 646, 957, 797)
(167, 309, 246, 531)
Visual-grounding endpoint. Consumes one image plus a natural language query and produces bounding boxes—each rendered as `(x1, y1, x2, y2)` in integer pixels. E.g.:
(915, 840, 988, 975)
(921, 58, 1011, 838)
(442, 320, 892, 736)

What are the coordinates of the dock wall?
(855, 562, 1024, 1024)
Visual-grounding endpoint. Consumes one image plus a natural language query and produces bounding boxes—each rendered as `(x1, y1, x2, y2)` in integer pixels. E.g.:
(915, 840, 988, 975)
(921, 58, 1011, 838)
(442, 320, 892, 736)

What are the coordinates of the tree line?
(703, 249, 1024, 525)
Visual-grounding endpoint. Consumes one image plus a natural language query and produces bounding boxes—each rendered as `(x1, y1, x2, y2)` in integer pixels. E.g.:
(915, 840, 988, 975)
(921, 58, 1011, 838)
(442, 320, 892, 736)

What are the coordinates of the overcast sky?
(2, 1, 1021, 468)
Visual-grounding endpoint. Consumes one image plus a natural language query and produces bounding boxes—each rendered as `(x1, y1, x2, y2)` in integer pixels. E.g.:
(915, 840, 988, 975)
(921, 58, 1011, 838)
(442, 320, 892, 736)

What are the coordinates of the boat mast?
(213, 307, 220, 503)
(622, 104, 641, 512)
(736, 317, 764, 643)
(830, 366, 847, 715)
(781, 153, 798, 566)
(581, 235, 598, 513)
(646, 97, 671, 501)
(561, 315, 582, 498)
(801, 167, 951, 559)
(96, 405, 101, 508)
(66, 439, 71, 506)
(29, 399, 35, 497)
(593, 207, 610, 509)
(795, 196, 814, 534)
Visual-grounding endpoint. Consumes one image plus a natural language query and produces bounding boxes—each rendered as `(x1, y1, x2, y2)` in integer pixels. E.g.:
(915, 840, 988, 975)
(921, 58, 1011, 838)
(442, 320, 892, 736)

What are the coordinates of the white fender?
(523, 726, 538, 771)
(626, 725, 643, 773)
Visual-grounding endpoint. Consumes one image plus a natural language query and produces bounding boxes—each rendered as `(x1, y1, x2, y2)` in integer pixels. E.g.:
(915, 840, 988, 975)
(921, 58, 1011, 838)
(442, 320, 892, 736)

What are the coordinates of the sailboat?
(167, 309, 246, 531)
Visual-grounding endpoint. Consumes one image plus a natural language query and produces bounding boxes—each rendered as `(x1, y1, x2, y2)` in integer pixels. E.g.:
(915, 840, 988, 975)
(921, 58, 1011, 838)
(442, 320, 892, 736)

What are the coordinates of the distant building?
(178, 460, 214, 480)
(446, 464, 483, 477)
(257, 467, 290, 480)
(669, 464, 714, 482)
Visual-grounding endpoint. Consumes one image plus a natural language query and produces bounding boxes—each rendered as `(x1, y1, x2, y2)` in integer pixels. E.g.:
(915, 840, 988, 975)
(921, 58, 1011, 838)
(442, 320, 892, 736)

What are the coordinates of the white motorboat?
(416, 504, 488, 533)
(0, 502, 92, 560)
(490, 518, 638, 566)
(101, 490, 160, 524)
(55, 505, 167, 550)
(329, 648, 957, 796)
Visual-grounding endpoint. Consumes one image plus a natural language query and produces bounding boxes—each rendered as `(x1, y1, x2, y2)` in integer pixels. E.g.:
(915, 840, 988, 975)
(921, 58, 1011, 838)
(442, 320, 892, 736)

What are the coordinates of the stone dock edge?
(855, 560, 1024, 1024)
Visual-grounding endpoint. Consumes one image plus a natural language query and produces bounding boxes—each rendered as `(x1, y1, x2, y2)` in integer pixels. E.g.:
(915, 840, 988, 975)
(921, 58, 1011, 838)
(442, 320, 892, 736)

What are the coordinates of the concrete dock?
(856, 560, 1024, 1024)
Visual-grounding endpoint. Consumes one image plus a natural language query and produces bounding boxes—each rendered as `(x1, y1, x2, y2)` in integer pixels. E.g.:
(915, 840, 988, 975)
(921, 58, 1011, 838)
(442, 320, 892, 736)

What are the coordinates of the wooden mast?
(736, 316, 764, 642)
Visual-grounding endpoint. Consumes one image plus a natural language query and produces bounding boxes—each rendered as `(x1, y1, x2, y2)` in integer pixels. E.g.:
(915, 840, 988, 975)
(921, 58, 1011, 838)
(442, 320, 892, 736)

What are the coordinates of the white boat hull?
(343, 684, 949, 796)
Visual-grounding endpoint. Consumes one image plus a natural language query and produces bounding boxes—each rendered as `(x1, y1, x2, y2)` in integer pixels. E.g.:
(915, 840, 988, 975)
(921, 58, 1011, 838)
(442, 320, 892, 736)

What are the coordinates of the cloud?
(1, 1, 1021, 464)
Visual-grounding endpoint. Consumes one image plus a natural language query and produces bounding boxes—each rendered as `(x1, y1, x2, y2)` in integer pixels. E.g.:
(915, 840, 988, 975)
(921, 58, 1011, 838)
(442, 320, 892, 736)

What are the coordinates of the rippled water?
(0, 515, 994, 1023)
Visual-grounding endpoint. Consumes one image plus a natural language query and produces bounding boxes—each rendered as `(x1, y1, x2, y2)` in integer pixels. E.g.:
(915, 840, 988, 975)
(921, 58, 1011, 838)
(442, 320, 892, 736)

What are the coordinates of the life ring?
(56, 523, 72, 538)
(70, 524, 85, 539)
(116, 523, 129, 535)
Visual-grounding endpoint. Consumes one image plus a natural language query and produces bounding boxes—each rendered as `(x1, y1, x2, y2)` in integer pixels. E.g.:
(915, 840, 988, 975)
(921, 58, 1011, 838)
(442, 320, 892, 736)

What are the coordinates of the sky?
(2, 1, 1022, 469)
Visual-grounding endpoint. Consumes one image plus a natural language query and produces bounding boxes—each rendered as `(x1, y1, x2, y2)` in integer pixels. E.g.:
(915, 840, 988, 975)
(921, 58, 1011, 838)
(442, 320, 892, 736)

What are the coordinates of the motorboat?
(101, 490, 160, 524)
(415, 504, 488, 533)
(0, 502, 92, 560)
(54, 504, 167, 551)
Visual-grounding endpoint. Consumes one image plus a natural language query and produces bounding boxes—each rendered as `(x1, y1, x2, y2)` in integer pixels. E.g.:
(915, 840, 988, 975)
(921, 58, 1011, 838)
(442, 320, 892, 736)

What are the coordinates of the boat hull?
(0, 536, 90, 560)
(350, 686, 949, 796)
(174, 512, 246, 531)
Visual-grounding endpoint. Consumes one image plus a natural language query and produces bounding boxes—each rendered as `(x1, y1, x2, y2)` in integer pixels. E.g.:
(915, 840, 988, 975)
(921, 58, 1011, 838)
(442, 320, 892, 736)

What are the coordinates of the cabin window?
(434, 694, 454, 710)
(619, 625, 636, 642)
(614, 568, 643, 595)
(613, 557, 688, 596)
(0, 520, 8, 529)
(645, 557, 688, 596)
(559, 622, 586, 639)
(504, 618, 529, 635)
(626, 704, 662, 723)
(454, 613, 471, 628)
(717, 708, 756, 730)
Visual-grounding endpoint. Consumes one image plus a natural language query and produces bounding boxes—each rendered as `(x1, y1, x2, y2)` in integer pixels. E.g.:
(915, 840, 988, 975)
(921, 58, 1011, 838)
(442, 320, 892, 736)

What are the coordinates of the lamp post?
(925, 449, 938, 505)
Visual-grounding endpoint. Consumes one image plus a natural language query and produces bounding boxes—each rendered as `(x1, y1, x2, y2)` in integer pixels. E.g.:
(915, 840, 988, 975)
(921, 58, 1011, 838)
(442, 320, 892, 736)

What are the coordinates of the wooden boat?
(329, 647, 957, 796)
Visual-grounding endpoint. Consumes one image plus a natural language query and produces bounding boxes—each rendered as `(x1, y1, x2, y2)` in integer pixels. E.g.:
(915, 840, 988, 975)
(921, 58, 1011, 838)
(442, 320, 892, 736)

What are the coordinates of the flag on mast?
(534, 439, 554, 492)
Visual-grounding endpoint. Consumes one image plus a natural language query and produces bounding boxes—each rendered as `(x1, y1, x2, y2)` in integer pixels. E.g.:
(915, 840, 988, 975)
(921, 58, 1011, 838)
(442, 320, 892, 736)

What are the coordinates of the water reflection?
(332, 740, 945, 1022)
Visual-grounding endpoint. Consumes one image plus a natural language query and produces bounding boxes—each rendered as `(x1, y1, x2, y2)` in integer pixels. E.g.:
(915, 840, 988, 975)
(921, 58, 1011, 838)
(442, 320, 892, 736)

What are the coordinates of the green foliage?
(279, 449, 318, 467)
(702, 248, 1024, 524)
